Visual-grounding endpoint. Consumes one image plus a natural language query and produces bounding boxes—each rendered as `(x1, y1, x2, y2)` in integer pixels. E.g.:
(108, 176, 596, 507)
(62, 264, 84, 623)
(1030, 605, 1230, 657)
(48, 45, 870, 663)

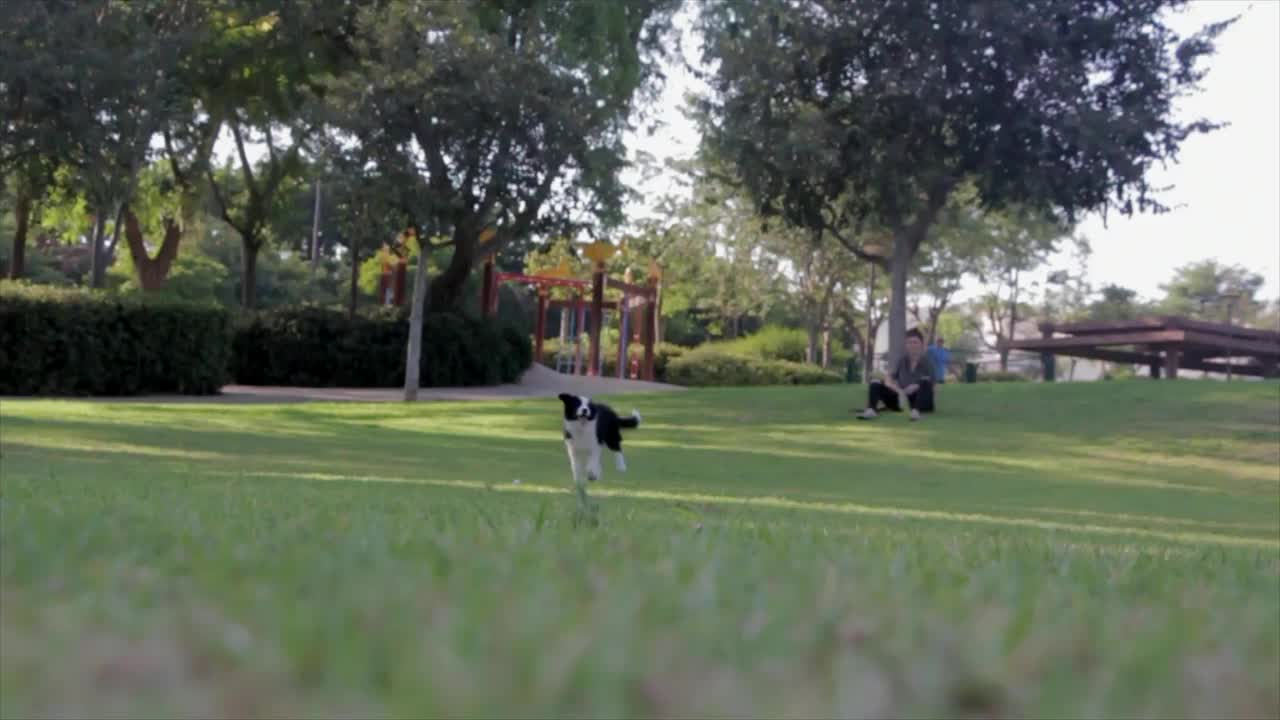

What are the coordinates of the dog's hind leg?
(606, 440, 627, 472)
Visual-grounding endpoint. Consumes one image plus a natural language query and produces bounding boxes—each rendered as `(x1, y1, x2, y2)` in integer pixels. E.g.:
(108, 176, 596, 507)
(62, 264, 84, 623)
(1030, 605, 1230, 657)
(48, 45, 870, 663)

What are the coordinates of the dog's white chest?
(564, 420, 597, 452)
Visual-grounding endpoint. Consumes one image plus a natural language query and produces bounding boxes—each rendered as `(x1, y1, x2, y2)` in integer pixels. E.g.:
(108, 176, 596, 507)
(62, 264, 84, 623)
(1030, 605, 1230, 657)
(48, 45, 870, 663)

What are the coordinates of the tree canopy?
(695, 0, 1235, 365)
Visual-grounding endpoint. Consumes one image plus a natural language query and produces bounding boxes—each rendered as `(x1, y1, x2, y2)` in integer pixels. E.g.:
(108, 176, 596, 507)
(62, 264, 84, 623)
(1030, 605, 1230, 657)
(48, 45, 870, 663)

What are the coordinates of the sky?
(620, 0, 1280, 304)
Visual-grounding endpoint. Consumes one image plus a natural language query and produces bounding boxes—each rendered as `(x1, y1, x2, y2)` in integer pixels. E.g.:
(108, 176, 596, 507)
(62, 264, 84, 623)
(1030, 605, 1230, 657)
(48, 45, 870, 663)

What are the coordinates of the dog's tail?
(619, 409, 641, 429)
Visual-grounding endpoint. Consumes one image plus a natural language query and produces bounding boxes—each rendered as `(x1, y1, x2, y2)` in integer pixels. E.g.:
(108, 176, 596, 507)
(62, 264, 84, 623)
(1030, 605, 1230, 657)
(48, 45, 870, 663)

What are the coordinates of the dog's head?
(558, 393, 595, 423)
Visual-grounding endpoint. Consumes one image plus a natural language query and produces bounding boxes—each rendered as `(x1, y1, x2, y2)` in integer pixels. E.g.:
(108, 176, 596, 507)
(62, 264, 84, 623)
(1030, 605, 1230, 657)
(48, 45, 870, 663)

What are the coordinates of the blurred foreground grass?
(2, 380, 1278, 718)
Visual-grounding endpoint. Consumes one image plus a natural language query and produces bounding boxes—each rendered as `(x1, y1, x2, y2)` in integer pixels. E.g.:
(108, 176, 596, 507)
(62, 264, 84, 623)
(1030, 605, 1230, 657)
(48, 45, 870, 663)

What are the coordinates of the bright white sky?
(620, 0, 1280, 304)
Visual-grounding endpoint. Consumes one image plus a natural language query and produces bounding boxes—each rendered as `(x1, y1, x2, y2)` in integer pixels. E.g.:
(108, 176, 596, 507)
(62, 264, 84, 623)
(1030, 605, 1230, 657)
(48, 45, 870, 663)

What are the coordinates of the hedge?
(537, 338, 686, 383)
(0, 281, 230, 395)
(230, 306, 532, 388)
(978, 370, 1031, 383)
(665, 348, 843, 387)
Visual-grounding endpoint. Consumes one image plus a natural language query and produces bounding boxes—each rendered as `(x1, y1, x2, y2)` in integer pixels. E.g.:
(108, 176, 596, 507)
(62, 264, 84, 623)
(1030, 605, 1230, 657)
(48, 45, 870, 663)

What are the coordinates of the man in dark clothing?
(856, 328, 935, 422)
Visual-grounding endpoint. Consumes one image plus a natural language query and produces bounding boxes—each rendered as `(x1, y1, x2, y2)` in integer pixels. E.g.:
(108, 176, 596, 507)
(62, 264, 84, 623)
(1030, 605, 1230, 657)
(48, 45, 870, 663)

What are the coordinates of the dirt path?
(10, 365, 686, 404)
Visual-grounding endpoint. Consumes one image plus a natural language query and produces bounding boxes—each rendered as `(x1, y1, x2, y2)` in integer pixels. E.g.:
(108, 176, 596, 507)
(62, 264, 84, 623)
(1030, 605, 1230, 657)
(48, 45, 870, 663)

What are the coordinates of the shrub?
(537, 338, 686, 383)
(0, 281, 230, 395)
(665, 348, 843, 387)
(719, 325, 809, 362)
(230, 306, 531, 388)
(979, 370, 1030, 383)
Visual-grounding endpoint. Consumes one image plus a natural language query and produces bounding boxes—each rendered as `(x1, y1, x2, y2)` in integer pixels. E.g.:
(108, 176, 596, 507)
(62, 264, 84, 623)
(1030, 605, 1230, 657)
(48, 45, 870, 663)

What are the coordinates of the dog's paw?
(587, 468, 599, 483)
(631, 409, 642, 425)
(615, 454, 627, 472)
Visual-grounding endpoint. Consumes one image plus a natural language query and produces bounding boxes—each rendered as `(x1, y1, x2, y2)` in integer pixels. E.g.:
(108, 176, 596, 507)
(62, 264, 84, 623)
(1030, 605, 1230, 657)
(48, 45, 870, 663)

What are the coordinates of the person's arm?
(906, 355, 935, 394)
(881, 360, 904, 392)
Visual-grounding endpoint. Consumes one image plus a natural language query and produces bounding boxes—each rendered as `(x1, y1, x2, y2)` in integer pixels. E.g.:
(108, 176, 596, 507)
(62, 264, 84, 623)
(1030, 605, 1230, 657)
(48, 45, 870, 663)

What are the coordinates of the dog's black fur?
(558, 393, 641, 485)
(558, 393, 639, 452)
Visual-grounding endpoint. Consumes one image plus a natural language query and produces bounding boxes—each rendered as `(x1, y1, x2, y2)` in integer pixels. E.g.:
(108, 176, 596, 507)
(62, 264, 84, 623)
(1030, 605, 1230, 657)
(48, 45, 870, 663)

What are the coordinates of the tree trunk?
(107, 204, 123, 259)
(428, 227, 476, 311)
(241, 239, 259, 309)
(805, 322, 820, 365)
(559, 305, 570, 343)
(999, 348, 1010, 372)
(886, 236, 912, 370)
(89, 211, 108, 288)
(122, 207, 182, 291)
(404, 250, 432, 401)
(310, 178, 322, 278)
(8, 189, 30, 279)
(348, 237, 360, 320)
(863, 329, 877, 383)
(822, 326, 832, 369)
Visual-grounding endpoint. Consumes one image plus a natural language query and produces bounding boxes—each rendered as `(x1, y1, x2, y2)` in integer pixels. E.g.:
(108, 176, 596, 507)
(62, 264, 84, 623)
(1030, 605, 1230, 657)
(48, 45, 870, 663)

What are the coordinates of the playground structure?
(1008, 316, 1280, 380)
(479, 241, 661, 381)
(374, 230, 412, 306)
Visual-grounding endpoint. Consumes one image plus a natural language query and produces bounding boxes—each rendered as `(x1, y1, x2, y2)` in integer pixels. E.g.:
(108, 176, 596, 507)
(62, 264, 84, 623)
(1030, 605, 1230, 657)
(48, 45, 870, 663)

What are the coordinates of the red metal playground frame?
(478, 257, 660, 381)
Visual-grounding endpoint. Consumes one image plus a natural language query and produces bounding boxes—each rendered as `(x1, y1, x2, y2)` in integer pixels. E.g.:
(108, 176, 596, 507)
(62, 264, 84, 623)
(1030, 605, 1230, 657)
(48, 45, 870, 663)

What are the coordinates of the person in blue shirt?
(928, 335, 951, 384)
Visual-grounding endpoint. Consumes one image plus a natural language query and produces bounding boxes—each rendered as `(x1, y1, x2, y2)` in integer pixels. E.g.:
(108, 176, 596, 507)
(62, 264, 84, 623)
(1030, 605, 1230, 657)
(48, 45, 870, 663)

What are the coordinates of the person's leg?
(858, 381, 899, 418)
(906, 380, 934, 420)
(917, 379, 935, 413)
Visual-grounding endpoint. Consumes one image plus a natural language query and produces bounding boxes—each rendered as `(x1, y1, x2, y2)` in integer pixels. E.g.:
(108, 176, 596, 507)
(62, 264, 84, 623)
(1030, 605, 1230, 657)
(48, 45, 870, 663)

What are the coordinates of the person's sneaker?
(856, 408, 878, 420)
(909, 409, 921, 422)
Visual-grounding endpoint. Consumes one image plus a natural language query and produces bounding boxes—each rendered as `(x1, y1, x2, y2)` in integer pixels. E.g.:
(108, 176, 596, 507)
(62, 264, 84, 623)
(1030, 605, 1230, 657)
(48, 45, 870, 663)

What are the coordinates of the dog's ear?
(557, 393, 575, 405)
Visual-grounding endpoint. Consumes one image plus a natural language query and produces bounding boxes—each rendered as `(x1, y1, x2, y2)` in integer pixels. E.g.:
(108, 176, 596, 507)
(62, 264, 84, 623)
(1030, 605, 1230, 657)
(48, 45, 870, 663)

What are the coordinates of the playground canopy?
(1008, 316, 1280, 380)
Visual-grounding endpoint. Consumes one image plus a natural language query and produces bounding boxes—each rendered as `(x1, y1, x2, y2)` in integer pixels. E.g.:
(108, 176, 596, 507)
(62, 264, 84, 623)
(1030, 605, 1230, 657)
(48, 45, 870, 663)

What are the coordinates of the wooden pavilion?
(1007, 317, 1280, 381)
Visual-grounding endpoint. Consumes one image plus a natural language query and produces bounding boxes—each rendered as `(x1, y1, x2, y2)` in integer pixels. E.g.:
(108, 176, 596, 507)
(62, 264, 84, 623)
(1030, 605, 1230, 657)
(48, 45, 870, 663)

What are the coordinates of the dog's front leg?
(566, 439, 590, 508)
(586, 446, 603, 484)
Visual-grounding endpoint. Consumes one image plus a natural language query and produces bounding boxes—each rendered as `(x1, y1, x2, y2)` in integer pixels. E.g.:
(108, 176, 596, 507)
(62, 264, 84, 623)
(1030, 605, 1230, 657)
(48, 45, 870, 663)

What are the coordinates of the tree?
(695, 0, 1235, 368)
(1156, 259, 1266, 325)
(1040, 235, 1093, 379)
(906, 186, 1010, 344)
(832, 261, 892, 381)
(968, 210, 1064, 369)
(1256, 299, 1280, 333)
(118, 164, 186, 292)
(1087, 284, 1148, 321)
(320, 0, 678, 312)
(4, 1, 206, 288)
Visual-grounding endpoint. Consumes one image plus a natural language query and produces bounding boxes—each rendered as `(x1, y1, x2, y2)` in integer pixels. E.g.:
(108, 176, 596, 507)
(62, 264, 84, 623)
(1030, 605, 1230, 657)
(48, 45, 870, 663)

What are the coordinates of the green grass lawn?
(2, 380, 1278, 718)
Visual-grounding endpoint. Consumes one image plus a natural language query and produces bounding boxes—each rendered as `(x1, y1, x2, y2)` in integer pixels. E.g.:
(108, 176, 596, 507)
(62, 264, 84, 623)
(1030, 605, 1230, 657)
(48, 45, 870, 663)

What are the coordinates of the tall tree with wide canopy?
(2, 0, 205, 288)
(695, 0, 1235, 366)
(320, 0, 678, 311)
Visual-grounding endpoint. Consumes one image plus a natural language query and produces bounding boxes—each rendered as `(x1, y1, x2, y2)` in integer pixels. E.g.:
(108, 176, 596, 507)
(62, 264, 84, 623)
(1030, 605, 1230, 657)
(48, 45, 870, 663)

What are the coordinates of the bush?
(0, 281, 230, 395)
(538, 338, 686, 383)
(665, 348, 843, 387)
(979, 370, 1030, 383)
(719, 325, 809, 362)
(230, 306, 532, 388)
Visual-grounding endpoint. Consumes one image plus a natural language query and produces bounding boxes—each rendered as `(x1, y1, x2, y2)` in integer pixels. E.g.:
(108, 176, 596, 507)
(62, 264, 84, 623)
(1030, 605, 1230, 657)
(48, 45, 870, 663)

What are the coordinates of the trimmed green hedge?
(0, 281, 230, 395)
(665, 348, 843, 387)
(230, 306, 532, 388)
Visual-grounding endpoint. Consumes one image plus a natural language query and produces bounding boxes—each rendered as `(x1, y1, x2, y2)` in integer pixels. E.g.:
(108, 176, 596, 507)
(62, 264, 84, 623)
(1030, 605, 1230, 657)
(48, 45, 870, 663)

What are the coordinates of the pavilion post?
(1040, 326, 1055, 382)
(1163, 348, 1181, 380)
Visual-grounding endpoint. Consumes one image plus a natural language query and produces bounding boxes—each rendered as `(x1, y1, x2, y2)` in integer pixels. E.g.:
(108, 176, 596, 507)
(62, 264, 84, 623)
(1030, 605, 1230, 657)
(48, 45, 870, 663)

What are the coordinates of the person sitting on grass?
(857, 328, 935, 422)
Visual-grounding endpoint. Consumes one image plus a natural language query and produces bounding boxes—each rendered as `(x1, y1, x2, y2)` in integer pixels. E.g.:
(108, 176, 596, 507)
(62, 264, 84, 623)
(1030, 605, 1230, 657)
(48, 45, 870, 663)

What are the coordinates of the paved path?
(8, 365, 686, 404)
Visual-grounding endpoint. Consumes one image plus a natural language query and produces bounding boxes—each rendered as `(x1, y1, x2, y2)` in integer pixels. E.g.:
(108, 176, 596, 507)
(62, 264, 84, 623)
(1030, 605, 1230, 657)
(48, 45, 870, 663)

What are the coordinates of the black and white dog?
(558, 394, 641, 492)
